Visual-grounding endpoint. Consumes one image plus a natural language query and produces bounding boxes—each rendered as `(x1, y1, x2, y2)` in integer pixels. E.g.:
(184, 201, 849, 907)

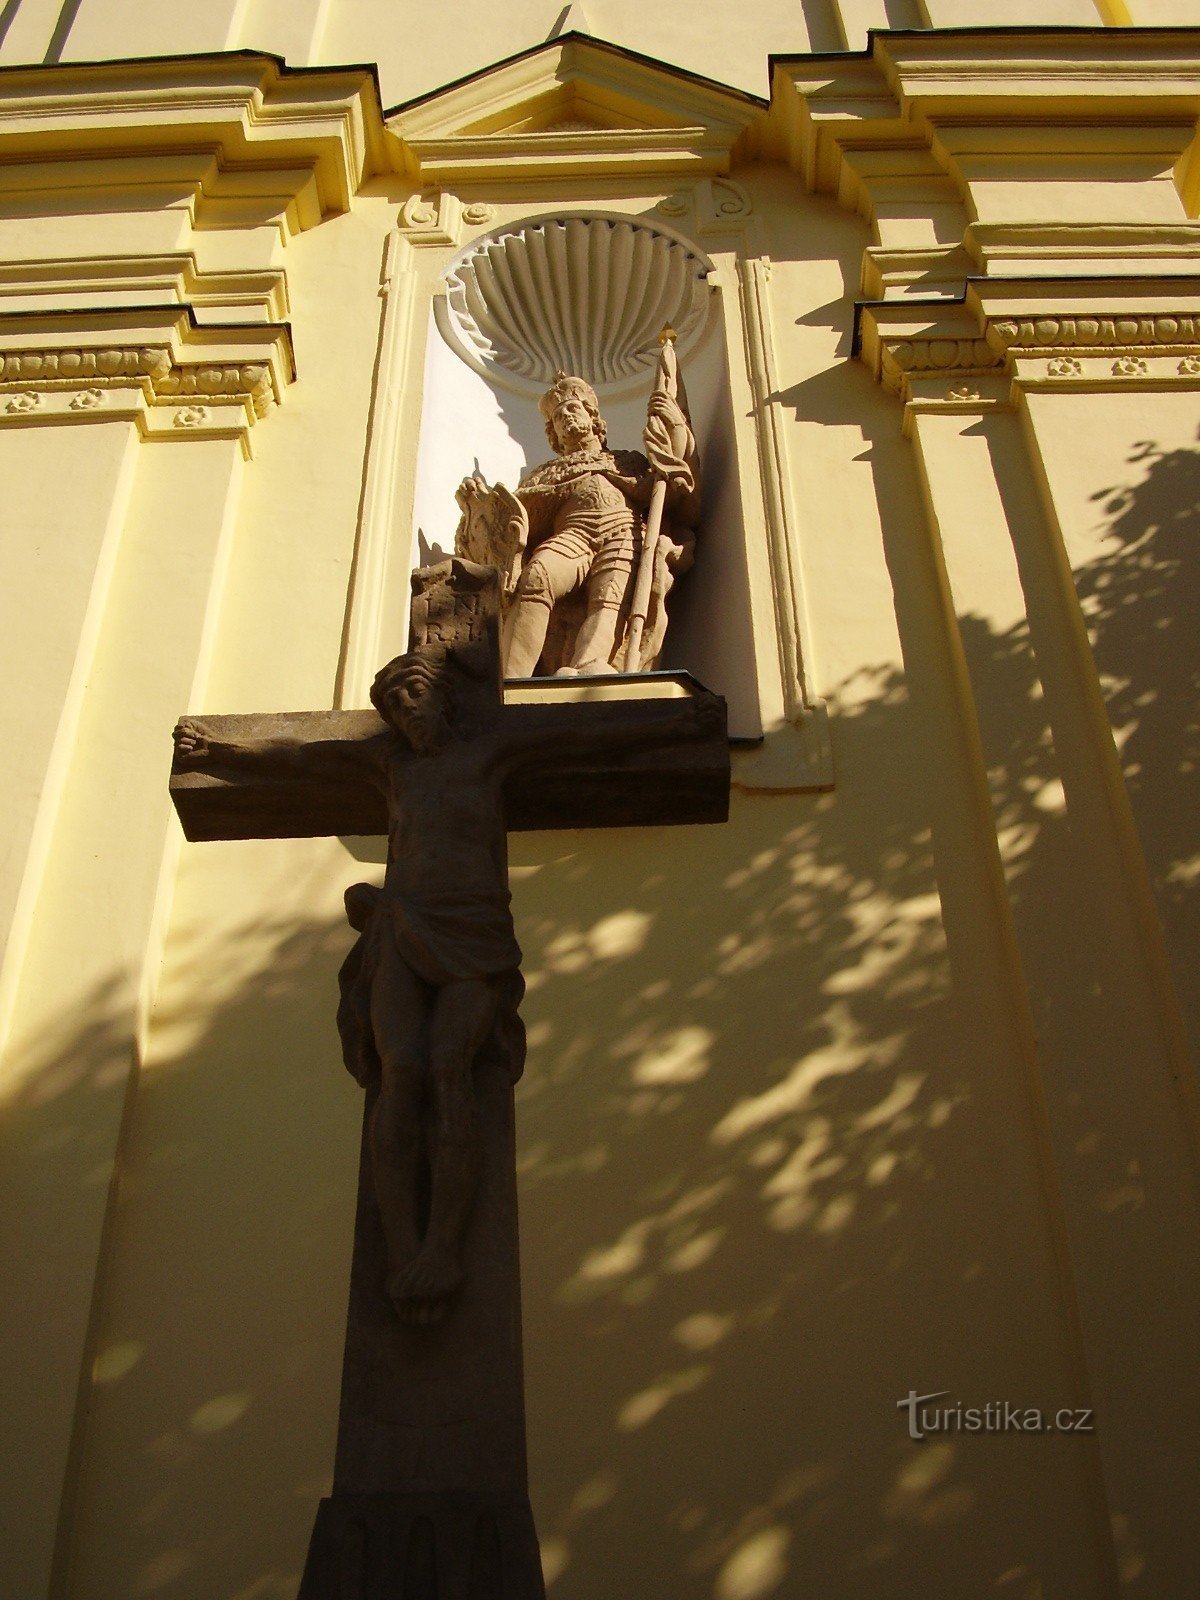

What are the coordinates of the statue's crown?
(538, 371, 599, 420)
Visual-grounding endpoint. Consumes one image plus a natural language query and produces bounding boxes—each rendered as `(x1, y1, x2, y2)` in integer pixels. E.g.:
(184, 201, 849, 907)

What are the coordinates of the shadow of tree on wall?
(1081, 433, 1200, 1037)
(512, 421, 1200, 1600)
(1, 911, 361, 1600)
(3, 432, 1196, 1600)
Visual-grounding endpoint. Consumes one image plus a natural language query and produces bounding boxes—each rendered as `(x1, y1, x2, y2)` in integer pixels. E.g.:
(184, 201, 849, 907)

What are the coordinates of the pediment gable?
(387, 33, 763, 180)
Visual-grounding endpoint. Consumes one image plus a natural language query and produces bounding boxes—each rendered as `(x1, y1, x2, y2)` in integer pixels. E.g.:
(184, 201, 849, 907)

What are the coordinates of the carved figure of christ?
(168, 560, 728, 1597)
(173, 566, 723, 1326)
(176, 642, 521, 1322)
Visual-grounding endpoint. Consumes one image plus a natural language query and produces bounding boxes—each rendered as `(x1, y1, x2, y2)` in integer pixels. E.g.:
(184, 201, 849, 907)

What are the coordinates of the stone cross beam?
(169, 559, 729, 1600)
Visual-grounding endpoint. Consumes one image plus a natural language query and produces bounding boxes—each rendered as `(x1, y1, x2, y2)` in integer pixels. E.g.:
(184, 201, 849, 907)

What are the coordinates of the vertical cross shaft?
(299, 562, 543, 1599)
(169, 558, 729, 1600)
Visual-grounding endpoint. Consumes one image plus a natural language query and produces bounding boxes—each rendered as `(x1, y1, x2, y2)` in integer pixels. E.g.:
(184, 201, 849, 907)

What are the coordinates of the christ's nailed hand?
(173, 717, 212, 767)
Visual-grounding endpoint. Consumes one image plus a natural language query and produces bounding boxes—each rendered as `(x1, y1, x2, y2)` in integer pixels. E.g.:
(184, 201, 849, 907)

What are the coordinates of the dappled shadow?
(8, 198, 1198, 1600)
(18, 434, 1197, 1595)
(507, 424, 1200, 1598)
(15, 902, 363, 1600)
(1079, 434, 1200, 1045)
(512, 678, 1096, 1599)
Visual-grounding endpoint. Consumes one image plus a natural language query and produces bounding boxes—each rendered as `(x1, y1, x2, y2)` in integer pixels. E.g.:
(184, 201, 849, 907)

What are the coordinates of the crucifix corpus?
(169, 349, 728, 1600)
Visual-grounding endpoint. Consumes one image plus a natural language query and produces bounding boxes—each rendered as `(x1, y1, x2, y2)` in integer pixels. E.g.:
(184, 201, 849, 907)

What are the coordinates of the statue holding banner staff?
(455, 329, 700, 678)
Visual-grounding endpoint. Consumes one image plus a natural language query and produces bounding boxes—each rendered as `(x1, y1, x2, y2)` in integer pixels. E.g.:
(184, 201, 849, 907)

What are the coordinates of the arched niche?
(408, 212, 763, 738)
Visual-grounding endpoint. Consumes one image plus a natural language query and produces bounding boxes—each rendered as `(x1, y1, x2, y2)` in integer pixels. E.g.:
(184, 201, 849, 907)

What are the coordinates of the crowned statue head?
(538, 371, 607, 455)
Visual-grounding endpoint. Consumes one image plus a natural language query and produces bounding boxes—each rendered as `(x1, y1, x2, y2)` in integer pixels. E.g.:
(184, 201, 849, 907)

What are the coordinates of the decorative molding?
(0, 308, 294, 448)
(398, 193, 497, 250)
(336, 230, 417, 707)
(860, 244, 975, 300)
(657, 192, 690, 219)
(437, 215, 715, 395)
(875, 28, 1200, 106)
(705, 177, 753, 226)
(387, 34, 761, 183)
(0, 256, 289, 323)
(875, 335, 1000, 395)
(656, 179, 753, 231)
(989, 313, 1200, 355)
(400, 191, 463, 246)
(762, 32, 1200, 302)
(0, 54, 387, 219)
(0, 344, 279, 418)
(961, 222, 1200, 280)
(861, 282, 1200, 402)
(736, 256, 816, 725)
(994, 307, 1200, 389)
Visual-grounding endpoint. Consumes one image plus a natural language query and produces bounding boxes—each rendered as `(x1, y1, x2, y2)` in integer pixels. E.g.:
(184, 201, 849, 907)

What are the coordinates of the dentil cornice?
(0, 306, 294, 452)
(858, 276, 1200, 402)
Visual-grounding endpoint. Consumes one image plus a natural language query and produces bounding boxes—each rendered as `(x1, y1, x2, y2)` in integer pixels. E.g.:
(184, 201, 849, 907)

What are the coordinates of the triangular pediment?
(387, 34, 763, 181)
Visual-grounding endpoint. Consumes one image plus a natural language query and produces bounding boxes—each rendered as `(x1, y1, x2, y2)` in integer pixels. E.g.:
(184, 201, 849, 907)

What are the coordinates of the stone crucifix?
(170, 558, 728, 1600)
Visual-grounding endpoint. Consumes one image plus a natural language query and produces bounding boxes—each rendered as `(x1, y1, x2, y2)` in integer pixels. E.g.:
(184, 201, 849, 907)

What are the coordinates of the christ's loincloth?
(336, 882, 525, 1088)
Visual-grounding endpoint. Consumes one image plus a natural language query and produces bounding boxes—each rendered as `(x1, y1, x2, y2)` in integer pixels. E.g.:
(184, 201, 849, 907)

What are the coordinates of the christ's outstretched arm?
(173, 717, 384, 780)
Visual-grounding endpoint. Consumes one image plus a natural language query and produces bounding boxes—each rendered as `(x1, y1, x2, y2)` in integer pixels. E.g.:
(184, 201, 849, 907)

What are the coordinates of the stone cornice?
(0, 254, 289, 322)
(387, 34, 762, 182)
(875, 27, 1200, 111)
(761, 29, 1200, 294)
(0, 52, 388, 220)
(0, 306, 294, 449)
(4, 34, 1197, 231)
(858, 276, 1200, 400)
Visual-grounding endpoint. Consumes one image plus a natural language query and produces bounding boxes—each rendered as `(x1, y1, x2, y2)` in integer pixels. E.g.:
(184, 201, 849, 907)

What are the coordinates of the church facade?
(1, 3, 1198, 1597)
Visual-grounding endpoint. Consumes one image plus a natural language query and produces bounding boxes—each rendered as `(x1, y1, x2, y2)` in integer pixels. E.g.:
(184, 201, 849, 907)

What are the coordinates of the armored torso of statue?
(456, 352, 700, 678)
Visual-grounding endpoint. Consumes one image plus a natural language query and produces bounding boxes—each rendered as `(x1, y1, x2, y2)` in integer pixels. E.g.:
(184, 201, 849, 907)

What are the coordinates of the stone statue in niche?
(455, 333, 700, 678)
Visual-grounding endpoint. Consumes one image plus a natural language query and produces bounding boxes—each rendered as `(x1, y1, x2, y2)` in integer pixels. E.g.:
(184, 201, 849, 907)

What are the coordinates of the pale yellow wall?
(1, 18, 1199, 1600)
(55, 167, 1117, 1600)
(0, 426, 244, 1599)
(1128, 0, 1200, 22)
(0, 419, 136, 1018)
(912, 397, 1200, 1576)
(924, 0, 1100, 23)
(0, 0, 1134, 103)
(1020, 387, 1200, 1066)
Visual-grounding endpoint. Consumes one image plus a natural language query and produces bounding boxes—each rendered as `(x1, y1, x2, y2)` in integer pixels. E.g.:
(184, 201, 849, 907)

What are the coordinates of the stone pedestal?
(298, 1491, 542, 1599)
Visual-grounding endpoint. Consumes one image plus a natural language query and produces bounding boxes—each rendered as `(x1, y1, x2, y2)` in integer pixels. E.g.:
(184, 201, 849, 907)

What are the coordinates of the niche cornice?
(386, 34, 763, 183)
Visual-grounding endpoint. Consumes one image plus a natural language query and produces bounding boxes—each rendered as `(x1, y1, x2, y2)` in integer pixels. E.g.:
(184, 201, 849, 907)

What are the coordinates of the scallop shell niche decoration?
(436, 216, 713, 395)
